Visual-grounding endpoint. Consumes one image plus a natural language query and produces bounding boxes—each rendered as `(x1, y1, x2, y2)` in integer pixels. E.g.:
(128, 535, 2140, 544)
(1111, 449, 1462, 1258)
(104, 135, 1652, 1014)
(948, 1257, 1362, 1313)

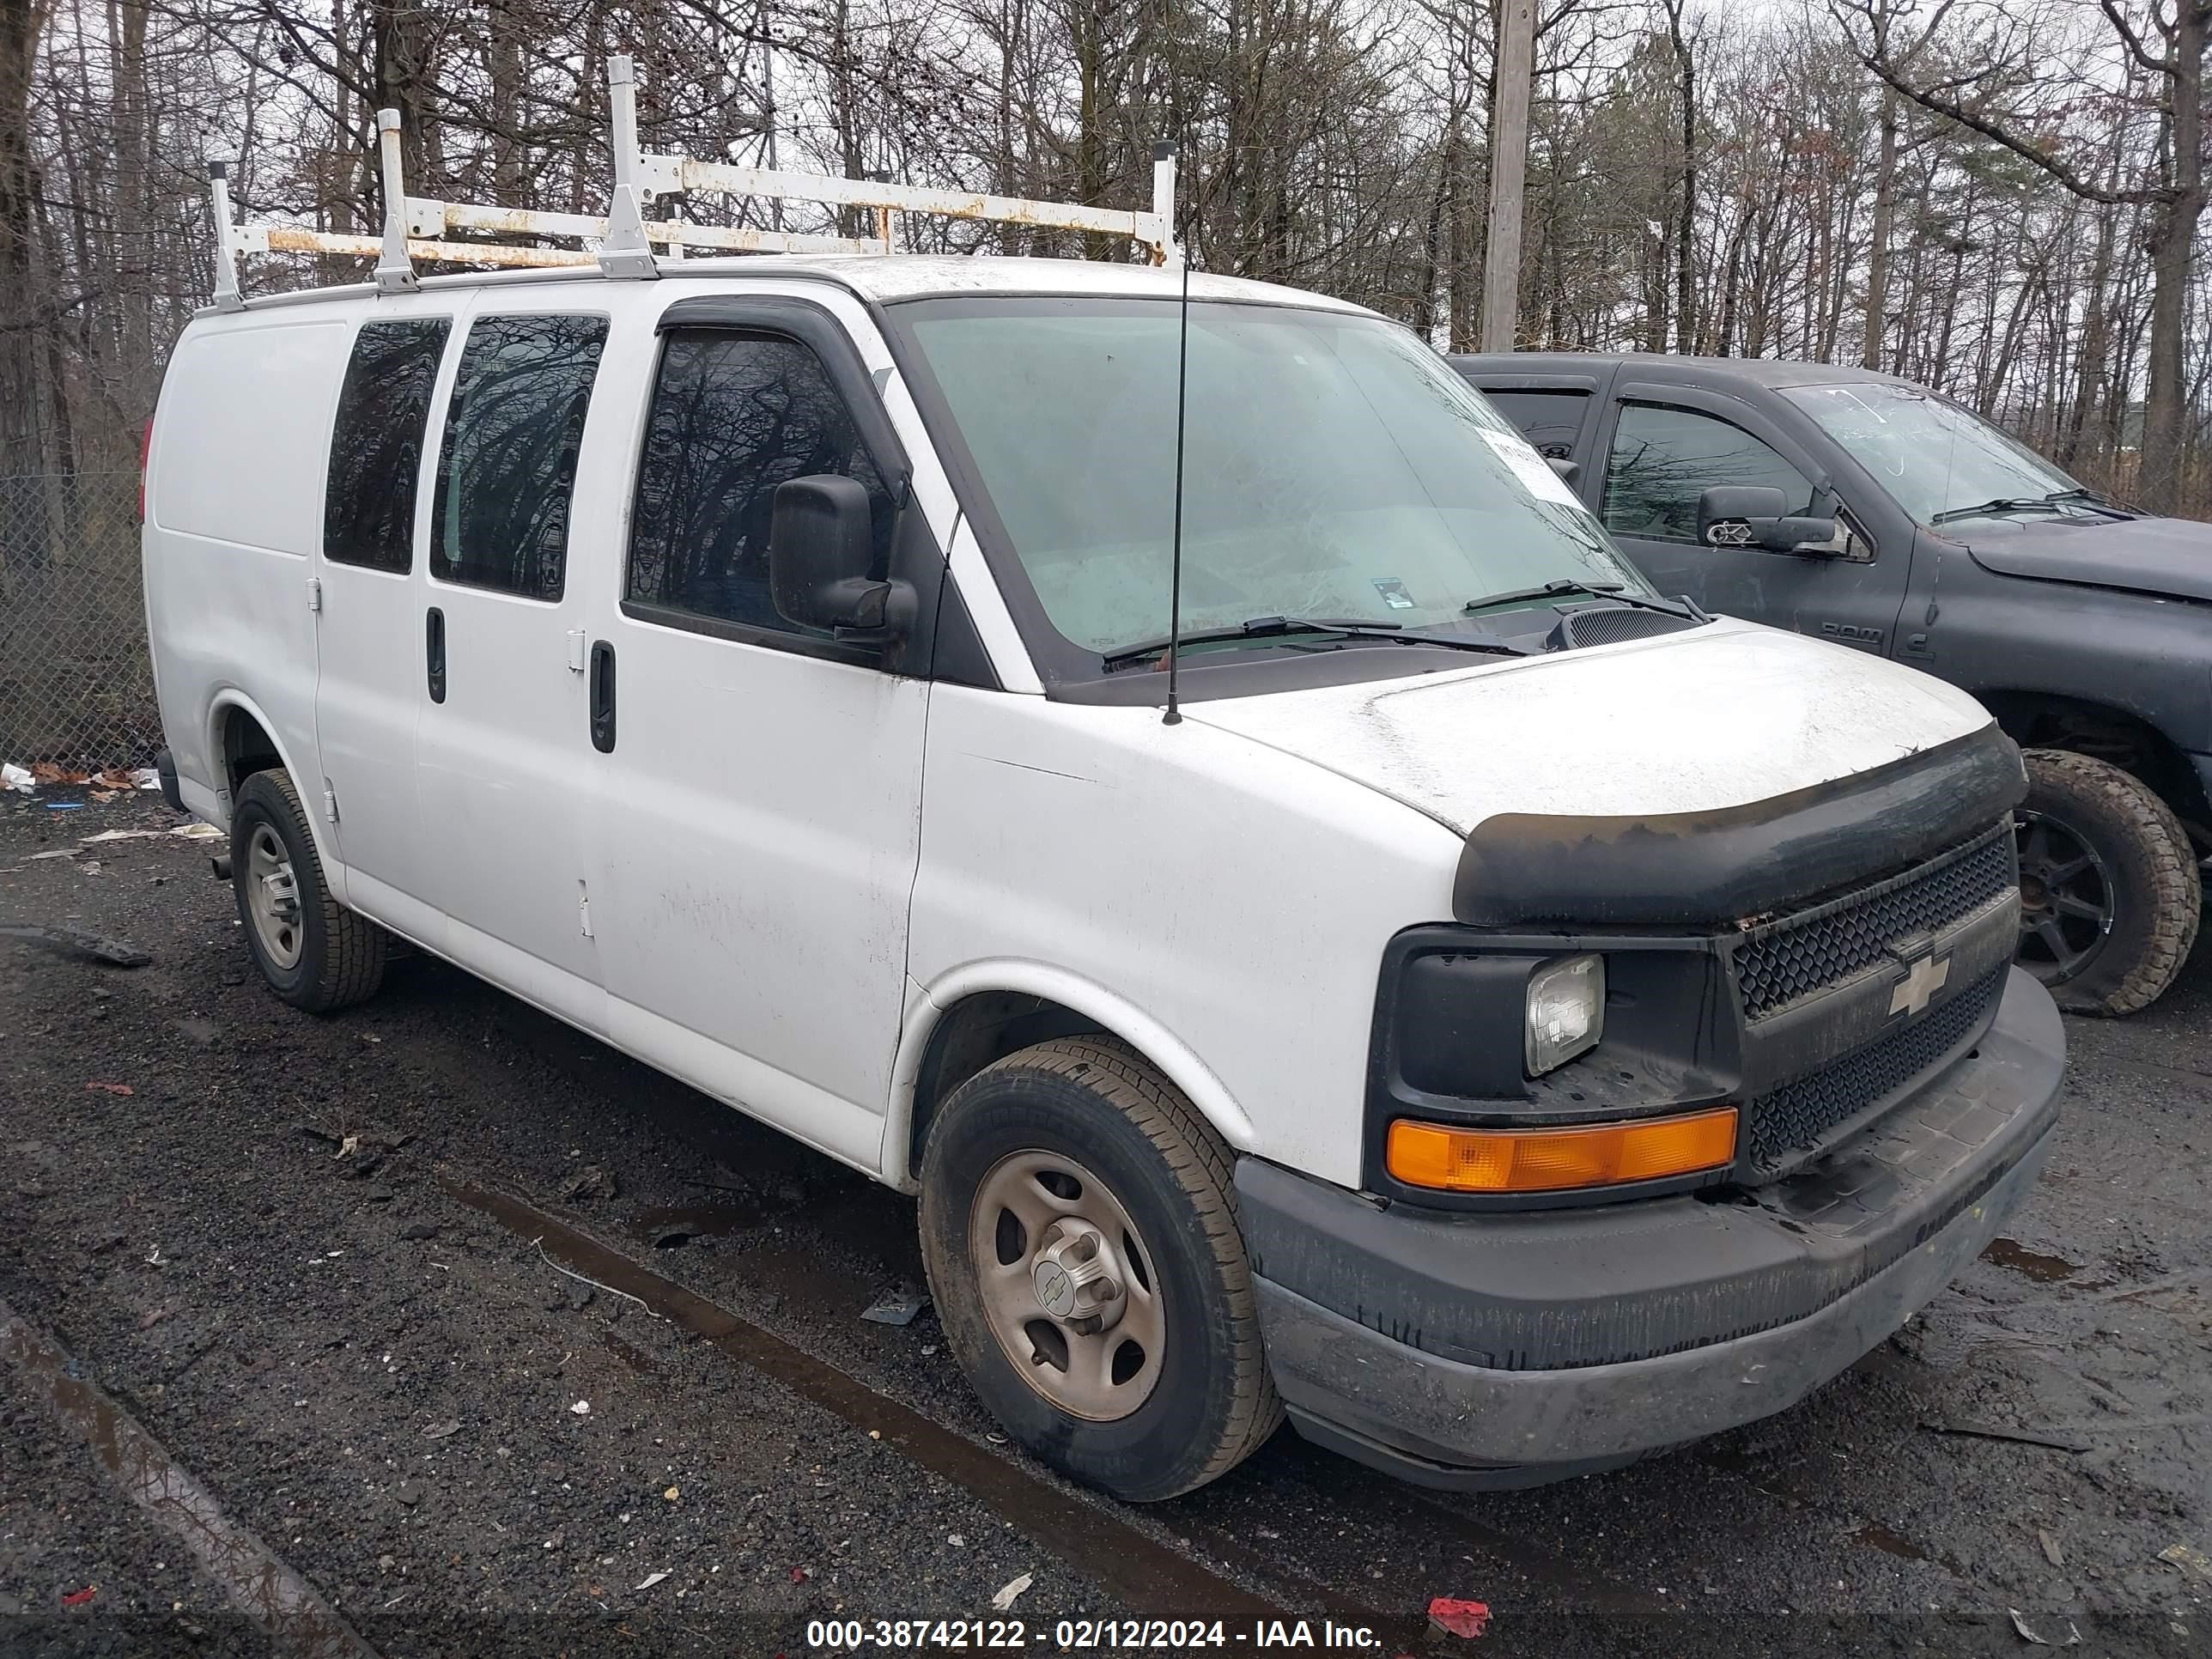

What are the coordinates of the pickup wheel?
(2015, 750, 2200, 1017)
(918, 1037, 1281, 1502)
(229, 769, 386, 1012)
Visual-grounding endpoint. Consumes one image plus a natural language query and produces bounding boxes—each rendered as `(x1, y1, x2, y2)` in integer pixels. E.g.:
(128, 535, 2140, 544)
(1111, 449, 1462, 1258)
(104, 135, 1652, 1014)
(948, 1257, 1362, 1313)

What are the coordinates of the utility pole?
(1481, 0, 1536, 353)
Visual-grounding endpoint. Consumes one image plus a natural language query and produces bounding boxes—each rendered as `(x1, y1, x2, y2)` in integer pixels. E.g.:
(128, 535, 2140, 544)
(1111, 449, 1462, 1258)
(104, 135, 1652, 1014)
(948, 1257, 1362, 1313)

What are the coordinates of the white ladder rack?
(209, 54, 1177, 311)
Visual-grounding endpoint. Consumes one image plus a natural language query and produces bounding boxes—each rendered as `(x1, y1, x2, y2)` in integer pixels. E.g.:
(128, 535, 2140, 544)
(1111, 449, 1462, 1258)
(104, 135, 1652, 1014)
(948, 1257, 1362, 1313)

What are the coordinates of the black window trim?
(322, 314, 456, 576)
(618, 292, 964, 681)
(428, 307, 612, 604)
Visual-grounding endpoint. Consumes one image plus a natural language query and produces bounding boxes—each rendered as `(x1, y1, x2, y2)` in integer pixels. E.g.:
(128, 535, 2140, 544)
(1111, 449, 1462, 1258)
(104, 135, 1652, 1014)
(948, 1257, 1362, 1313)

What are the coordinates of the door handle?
(425, 607, 446, 703)
(588, 640, 616, 753)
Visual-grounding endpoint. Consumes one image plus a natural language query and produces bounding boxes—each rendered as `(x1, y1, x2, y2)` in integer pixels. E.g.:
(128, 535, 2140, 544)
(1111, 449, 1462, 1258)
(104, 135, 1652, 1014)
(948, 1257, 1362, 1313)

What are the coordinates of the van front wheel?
(918, 1037, 1281, 1502)
(229, 769, 386, 1012)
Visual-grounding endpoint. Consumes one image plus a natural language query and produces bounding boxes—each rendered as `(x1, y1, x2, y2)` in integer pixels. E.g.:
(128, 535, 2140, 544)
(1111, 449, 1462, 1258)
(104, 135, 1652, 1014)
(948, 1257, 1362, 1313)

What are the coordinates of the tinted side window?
(627, 331, 893, 640)
(1482, 389, 1589, 461)
(1603, 402, 1814, 542)
(431, 313, 609, 599)
(325, 319, 450, 570)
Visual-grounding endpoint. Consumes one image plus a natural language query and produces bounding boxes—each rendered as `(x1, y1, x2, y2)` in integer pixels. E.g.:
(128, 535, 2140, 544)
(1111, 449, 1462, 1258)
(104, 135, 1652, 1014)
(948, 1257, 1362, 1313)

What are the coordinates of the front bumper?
(1240, 966, 2064, 1490)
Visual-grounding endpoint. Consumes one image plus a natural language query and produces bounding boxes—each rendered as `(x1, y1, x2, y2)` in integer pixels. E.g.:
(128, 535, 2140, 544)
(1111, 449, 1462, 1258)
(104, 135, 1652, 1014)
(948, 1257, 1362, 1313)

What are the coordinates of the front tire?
(2015, 750, 2200, 1017)
(918, 1037, 1281, 1502)
(229, 769, 386, 1012)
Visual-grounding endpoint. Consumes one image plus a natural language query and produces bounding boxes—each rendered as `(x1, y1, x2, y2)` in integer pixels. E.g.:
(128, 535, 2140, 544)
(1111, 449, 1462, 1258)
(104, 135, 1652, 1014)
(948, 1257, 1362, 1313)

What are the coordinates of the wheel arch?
(203, 692, 333, 860)
(1978, 690, 2210, 837)
(883, 963, 1259, 1193)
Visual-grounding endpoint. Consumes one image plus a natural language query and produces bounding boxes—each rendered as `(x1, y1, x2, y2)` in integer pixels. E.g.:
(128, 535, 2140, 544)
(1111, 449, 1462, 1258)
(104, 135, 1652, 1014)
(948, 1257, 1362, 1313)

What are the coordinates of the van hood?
(1963, 511, 2212, 604)
(1186, 617, 1995, 837)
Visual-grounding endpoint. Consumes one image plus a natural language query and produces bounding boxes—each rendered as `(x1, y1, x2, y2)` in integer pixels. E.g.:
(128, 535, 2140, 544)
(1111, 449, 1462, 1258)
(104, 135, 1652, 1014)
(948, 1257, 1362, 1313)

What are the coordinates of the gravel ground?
(1, 787, 2207, 1657)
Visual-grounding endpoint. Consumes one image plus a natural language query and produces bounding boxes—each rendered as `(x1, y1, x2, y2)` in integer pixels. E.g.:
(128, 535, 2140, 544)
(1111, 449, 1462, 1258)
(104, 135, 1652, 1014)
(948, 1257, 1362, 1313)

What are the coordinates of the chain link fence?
(0, 472, 158, 769)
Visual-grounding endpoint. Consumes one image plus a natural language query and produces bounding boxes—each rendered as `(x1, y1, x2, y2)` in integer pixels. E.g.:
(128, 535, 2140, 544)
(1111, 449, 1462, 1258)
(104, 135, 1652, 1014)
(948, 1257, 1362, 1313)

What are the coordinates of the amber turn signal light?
(1386, 1108, 1739, 1194)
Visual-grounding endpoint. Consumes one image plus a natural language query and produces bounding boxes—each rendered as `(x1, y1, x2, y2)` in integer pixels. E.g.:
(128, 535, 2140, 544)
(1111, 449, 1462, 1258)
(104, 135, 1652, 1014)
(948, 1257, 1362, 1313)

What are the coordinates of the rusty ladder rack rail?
(208, 54, 1178, 312)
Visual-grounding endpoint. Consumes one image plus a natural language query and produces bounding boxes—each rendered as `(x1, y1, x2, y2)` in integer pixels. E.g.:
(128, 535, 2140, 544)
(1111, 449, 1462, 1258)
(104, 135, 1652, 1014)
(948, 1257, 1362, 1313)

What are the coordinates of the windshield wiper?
(1100, 615, 1526, 671)
(2041, 486, 2133, 518)
(1462, 578, 1705, 623)
(1929, 496, 2069, 526)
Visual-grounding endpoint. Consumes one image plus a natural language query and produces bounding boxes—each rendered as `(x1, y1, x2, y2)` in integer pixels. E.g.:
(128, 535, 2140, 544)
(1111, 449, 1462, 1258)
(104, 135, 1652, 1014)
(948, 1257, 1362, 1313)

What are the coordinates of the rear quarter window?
(151, 319, 355, 555)
(1480, 389, 1590, 461)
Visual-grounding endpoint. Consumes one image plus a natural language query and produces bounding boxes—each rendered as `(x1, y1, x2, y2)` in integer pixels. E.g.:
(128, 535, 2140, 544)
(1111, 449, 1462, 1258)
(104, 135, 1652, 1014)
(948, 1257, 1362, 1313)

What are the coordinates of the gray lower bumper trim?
(1258, 1121, 2054, 1473)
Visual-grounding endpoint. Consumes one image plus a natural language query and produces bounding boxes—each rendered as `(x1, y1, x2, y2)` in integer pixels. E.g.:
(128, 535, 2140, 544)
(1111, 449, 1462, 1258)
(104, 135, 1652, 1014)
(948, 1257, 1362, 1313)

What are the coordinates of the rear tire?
(918, 1037, 1281, 1502)
(2015, 750, 2199, 1017)
(229, 769, 386, 1013)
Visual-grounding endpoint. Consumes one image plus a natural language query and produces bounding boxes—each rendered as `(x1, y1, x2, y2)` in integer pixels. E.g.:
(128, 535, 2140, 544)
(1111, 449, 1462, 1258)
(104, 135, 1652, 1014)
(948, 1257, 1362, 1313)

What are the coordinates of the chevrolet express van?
(144, 254, 2064, 1501)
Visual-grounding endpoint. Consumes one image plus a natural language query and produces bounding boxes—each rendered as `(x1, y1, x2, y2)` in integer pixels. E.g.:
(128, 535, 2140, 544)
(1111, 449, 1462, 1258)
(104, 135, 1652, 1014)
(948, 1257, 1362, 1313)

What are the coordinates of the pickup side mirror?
(1696, 485, 1842, 556)
(1546, 456, 1582, 487)
(769, 474, 916, 640)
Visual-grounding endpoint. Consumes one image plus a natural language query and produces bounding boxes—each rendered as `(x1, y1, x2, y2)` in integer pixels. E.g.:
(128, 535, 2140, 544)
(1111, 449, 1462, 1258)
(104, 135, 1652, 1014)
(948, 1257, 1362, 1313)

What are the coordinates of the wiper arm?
(1929, 496, 2065, 526)
(1100, 615, 1525, 671)
(2043, 486, 2133, 517)
(1463, 578, 1705, 623)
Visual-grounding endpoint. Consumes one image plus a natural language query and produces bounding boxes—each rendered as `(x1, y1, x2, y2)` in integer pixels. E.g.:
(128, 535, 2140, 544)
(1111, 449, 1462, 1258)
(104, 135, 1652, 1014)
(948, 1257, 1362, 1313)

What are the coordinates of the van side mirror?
(1696, 485, 1842, 556)
(1546, 456, 1581, 487)
(769, 474, 916, 640)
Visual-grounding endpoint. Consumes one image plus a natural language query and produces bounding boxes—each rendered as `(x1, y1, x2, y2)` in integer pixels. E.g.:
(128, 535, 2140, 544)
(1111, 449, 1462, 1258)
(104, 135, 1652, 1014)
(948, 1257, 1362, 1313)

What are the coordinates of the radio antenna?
(1161, 141, 1188, 727)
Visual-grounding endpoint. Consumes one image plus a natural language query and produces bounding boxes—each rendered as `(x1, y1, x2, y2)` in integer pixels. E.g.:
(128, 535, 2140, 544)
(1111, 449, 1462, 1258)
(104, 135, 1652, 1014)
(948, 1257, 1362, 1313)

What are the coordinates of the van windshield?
(891, 298, 1646, 666)
(1780, 381, 2086, 526)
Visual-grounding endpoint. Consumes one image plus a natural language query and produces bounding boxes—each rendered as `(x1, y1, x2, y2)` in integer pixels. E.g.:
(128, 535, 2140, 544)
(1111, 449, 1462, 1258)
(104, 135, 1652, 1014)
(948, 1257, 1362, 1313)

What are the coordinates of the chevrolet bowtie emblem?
(1889, 952, 1951, 1018)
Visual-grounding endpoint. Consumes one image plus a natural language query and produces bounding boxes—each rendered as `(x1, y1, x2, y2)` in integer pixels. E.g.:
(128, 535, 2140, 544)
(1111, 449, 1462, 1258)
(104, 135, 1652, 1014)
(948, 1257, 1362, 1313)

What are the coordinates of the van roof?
(213, 252, 1375, 318)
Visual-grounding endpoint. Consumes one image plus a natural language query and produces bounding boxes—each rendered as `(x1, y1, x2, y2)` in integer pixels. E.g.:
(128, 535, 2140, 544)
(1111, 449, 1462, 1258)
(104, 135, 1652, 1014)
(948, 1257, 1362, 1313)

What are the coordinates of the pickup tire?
(918, 1037, 1281, 1502)
(2015, 750, 2200, 1017)
(229, 769, 386, 1013)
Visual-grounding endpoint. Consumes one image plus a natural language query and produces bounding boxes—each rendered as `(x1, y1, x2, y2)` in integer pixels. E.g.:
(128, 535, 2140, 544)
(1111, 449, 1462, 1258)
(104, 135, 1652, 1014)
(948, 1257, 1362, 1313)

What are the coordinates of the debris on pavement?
(1920, 1419, 2092, 1455)
(789, 1565, 809, 1583)
(173, 821, 223, 840)
(663, 1486, 680, 1502)
(59, 1585, 96, 1607)
(26, 848, 81, 860)
(422, 1419, 461, 1440)
(1426, 1597, 1491, 1638)
(990, 1573, 1032, 1611)
(2, 923, 152, 967)
(2039, 1529, 2064, 1569)
(85, 1082, 135, 1097)
(568, 1399, 591, 1415)
(2, 763, 33, 794)
(2008, 1608, 2081, 1645)
(634, 1571, 670, 1591)
(560, 1164, 617, 1202)
(860, 1287, 928, 1327)
(2160, 1542, 2212, 1585)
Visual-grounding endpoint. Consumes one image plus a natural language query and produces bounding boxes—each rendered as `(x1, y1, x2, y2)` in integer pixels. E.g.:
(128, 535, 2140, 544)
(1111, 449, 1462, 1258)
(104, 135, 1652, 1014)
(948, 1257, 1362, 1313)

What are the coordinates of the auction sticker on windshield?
(1482, 428, 1584, 508)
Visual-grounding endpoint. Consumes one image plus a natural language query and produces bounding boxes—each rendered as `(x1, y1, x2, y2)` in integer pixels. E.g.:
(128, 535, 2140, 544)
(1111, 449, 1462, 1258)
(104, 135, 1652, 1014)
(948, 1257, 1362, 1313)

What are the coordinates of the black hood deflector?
(1453, 724, 2025, 927)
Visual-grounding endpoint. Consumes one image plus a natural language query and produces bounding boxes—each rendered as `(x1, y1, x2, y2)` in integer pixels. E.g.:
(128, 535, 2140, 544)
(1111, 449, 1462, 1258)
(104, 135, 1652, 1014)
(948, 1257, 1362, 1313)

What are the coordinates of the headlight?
(1525, 953, 1604, 1075)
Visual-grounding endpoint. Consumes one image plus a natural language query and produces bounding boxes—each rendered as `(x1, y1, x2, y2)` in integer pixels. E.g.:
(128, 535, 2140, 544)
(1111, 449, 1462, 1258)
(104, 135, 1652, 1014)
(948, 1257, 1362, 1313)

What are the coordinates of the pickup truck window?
(1780, 381, 2081, 526)
(325, 318, 450, 573)
(431, 313, 609, 600)
(894, 299, 1643, 662)
(627, 331, 893, 641)
(1481, 389, 1589, 461)
(1603, 402, 1814, 543)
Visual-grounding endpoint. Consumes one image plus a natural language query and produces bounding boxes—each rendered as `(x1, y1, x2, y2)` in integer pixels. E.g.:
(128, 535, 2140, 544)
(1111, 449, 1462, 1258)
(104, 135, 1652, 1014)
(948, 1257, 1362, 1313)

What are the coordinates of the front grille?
(1734, 822, 2014, 1019)
(1745, 965, 2006, 1170)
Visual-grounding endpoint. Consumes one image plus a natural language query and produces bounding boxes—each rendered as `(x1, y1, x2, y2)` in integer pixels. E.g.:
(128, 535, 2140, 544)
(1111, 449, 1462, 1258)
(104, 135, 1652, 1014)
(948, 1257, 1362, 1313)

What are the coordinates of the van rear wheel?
(2015, 749, 2200, 1017)
(918, 1037, 1281, 1502)
(229, 769, 386, 1012)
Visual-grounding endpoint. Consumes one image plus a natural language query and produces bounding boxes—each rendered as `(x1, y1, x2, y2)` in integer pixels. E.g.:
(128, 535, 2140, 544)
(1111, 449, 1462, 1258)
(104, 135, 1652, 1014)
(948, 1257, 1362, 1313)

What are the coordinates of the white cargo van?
(144, 106, 2063, 1502)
